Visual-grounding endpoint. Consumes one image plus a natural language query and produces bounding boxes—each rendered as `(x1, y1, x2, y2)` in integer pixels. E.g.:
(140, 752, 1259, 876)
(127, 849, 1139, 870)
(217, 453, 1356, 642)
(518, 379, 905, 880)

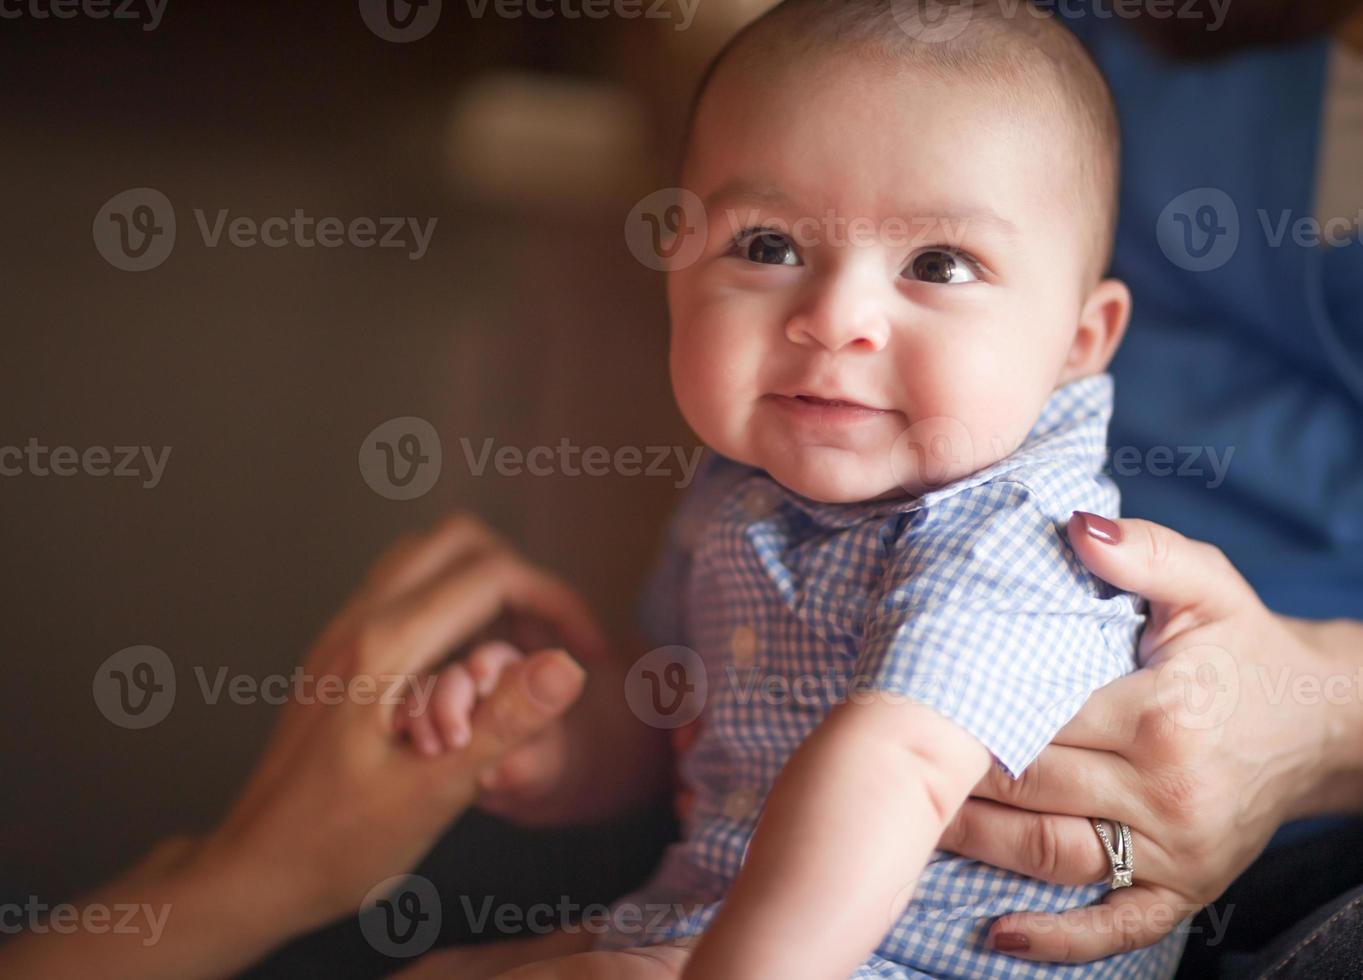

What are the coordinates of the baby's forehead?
(683, 5, 1118, 279)
(686, 50, 1078, 234)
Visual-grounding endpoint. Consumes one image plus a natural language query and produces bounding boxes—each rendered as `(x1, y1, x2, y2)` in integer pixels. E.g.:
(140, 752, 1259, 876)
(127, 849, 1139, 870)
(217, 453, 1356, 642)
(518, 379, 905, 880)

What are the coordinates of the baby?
(398, 0, 1186, 976)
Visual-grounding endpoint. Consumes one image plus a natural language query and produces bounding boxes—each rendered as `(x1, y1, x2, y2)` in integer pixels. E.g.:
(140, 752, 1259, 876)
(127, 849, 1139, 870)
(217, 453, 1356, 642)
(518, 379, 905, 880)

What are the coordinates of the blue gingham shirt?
(603, 375, 1186, 978)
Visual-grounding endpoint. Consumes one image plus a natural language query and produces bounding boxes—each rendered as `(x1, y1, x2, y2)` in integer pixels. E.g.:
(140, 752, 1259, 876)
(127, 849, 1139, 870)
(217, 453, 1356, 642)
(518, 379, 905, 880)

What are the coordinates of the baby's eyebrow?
(703, 179, 796, 213)
(702, 180, 1020, 242)
(914, 205, 1021, 243)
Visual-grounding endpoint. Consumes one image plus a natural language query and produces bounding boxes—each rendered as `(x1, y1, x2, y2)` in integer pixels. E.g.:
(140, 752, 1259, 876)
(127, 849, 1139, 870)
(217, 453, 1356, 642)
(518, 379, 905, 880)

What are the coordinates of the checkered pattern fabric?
(603, 375, 1186, 978)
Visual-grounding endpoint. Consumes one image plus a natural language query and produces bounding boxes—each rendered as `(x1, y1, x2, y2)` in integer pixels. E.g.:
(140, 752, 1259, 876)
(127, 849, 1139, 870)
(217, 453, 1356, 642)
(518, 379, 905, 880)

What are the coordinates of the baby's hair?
(684, 0, 1122, 284)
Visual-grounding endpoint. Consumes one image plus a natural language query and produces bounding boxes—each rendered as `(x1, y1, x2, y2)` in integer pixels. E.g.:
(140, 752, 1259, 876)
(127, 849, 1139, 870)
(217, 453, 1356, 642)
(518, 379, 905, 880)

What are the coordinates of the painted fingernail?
(991, 932, 1030, 952)
(1073, 510, 1121, 545)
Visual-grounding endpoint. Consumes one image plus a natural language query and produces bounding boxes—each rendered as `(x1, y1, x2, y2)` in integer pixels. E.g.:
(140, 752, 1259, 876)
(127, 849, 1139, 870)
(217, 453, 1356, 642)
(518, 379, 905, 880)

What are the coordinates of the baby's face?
(669, 51, 1098, 503)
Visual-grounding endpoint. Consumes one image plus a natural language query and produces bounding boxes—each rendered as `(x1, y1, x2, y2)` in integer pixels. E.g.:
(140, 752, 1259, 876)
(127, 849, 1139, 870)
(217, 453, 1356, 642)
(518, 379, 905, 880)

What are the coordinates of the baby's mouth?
(768, 392, 891, 422)
(792, 394, 874, 410)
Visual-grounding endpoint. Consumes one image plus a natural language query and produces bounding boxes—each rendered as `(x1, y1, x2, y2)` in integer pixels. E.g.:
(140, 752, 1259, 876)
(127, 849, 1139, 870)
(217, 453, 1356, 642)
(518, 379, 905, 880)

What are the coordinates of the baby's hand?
(395, 641, 524, 755)
(395, 640, 573, 821)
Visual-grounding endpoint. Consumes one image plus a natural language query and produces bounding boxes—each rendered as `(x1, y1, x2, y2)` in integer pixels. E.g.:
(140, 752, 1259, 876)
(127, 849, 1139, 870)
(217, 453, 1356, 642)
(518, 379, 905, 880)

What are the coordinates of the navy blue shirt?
(1069, 17, 1363, 620)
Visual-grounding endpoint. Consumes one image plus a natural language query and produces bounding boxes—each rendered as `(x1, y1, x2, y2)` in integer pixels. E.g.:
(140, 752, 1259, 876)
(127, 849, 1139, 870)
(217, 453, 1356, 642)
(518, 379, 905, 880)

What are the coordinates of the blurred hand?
(392, 638, 575, 820)
(0, 514, 608, 980)
(195, 514, 604, 931)
(940, 513, 1361, 962)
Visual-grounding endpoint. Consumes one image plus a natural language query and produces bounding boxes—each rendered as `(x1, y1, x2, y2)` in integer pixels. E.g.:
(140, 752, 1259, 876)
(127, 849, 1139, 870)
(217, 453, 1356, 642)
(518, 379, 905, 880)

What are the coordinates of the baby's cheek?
(895, 337, 1037, 471)
(671, 312, 766, 441)
(669, 327, 737, 451)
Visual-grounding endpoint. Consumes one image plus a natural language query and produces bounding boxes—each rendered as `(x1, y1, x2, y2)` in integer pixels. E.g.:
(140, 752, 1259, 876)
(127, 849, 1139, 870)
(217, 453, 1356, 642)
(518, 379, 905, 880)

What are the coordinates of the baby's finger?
(466, 641, 524, 697)
(441, 649, 585, 775)
(429, 665, 477, 750)
(406, 709, 443, 757)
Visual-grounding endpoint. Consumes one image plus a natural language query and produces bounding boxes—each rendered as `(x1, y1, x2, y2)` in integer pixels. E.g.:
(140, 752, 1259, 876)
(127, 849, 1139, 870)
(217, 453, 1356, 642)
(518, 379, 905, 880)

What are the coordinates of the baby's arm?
(682, 698, 991, 980)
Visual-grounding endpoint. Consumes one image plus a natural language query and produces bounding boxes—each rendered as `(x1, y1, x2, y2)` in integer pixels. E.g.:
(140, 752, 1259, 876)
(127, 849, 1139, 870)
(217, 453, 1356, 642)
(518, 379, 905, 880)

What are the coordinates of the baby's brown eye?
(739, 231, 799, 266)
(904, 249, 979, 285)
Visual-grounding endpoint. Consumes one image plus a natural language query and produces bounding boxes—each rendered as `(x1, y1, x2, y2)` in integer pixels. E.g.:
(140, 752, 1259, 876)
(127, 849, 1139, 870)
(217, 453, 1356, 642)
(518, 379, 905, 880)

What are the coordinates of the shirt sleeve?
(855, 479, 1143, 777)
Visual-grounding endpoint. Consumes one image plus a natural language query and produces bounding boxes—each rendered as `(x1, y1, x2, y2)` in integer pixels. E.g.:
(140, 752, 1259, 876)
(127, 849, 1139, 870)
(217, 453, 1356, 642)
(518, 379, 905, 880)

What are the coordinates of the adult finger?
(360, 515, 501, 609)
(940, 799, 1111, 886)
(1066, 514, 1251, 621)
(311, 517, 501, 660)
(987, 884, 1195, 963)
(970, 745, 1148, 825)
(476, 730, 571, 817)
(449, 649, 586, 774)
(1047, 670, 1157, 753)
(365, 552, 607, 678)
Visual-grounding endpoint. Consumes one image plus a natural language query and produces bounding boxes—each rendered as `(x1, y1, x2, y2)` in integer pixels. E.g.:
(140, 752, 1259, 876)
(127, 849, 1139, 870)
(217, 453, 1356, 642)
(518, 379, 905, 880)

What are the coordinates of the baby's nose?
(784, 274, 890, 352)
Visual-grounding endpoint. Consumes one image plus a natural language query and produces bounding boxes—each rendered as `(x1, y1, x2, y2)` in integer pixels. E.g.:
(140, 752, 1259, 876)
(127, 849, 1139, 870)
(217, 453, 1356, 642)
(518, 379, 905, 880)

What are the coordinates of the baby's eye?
(902, 248, 981, 285)
(731, 228, 801, 267)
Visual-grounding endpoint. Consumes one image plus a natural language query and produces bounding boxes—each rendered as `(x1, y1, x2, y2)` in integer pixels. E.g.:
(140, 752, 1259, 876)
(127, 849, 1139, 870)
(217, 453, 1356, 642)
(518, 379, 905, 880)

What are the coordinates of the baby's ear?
(1060, 278, 1131, 382)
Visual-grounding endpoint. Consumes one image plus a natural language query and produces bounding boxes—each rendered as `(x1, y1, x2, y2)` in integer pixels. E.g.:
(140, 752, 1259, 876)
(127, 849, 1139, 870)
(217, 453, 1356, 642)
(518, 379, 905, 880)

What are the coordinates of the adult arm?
(0, 515, 599, 980)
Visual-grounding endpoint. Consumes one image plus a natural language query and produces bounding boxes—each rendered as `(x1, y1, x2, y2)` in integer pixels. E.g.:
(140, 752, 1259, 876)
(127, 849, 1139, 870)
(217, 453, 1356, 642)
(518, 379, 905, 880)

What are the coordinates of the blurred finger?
(941, 799, 1111, 886)
(365, 552, 605, 676)
(361, 515, 500, 608)
(466, 641, 525, 697)
(407, 710, 442, 758)
(988, 885, 1195, 963)
(429, 665, 477, 750)
(319, 517, 499, 645)
(449, 649, 586, 773)
(478, 728, 568, 798)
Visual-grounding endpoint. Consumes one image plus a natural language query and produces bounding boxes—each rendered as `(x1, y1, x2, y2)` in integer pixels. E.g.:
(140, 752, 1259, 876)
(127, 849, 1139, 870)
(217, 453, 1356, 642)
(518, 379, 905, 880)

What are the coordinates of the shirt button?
(742, 482, 781, 519)
(729, 625, 757, 667)
(723, 787, 759, 822)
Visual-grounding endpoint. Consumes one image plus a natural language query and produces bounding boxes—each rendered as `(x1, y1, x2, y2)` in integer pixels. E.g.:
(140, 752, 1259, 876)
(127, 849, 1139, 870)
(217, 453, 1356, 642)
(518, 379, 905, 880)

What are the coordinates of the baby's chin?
(757, 449, 910, 505)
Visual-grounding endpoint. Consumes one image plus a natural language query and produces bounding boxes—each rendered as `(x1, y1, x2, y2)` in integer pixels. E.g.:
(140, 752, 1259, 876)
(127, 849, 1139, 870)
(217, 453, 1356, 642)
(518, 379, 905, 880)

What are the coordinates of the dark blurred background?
(0, 0, 772, 968)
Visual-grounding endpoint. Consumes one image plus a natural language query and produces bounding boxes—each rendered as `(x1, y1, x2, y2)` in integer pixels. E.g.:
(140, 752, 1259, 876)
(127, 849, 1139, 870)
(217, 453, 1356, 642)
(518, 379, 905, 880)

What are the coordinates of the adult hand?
(939, 513, 1363, 962)
(205, 514, 605, 927)
(0, 514, 603, 980)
